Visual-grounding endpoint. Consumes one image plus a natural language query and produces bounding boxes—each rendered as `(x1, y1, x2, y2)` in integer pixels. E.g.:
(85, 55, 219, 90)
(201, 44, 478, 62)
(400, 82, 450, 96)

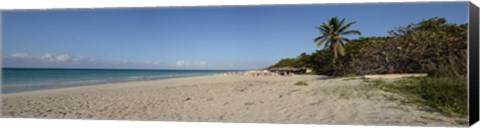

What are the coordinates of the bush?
(269, 17, 467, 77)
(294, 81, 308, 86)
(337, 18, 467, 77)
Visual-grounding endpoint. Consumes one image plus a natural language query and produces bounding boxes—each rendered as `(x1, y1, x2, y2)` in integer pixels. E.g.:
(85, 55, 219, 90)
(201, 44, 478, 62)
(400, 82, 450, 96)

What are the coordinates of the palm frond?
(337, 40, 346, 48)
(340, 37, 351, 43)
(329, 18, 336, 27)
(331, 17, 341, 31)
(320, 24, 331, 32)
(338, 18, 346, 30)
(338, 21, 357, 33)
(316, 37, 328, 48)
(328, 25, 335, 33)
(316, 26, 329, 33)
(314, 36, 325, 42)
(341, 30, 362, 36)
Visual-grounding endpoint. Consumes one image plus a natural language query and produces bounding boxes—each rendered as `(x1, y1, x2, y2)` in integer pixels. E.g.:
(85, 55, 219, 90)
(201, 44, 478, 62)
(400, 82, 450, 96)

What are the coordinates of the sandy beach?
(1, 74, 467, 126)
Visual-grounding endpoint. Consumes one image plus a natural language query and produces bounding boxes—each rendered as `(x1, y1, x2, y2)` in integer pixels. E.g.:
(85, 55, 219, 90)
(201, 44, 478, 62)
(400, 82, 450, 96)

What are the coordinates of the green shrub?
(295, 81, 308, 86)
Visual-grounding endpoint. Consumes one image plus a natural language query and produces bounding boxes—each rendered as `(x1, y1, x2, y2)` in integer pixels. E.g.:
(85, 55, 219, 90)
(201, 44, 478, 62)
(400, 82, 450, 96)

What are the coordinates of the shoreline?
(1, 74, 467, 126)
(2, 74, 225, 96)
(2, 73, 227, 95)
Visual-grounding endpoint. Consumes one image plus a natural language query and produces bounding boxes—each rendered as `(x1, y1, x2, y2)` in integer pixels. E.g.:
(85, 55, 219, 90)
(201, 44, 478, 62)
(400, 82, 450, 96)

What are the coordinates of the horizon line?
(2, 67, 252, 71)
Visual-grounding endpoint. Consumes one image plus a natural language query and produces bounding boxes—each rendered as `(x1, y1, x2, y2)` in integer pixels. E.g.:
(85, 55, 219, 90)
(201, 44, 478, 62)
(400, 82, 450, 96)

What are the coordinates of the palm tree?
(314, 17, 361, 75)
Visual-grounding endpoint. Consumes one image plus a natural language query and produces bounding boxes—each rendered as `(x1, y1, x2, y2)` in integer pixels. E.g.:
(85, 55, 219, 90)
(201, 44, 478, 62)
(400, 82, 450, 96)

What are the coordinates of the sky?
(1, 2, 469, 70)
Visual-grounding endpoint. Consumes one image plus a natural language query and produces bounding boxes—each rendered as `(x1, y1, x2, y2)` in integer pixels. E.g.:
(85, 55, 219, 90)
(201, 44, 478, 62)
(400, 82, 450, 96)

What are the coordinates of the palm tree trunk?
(332, 44, 338, 76)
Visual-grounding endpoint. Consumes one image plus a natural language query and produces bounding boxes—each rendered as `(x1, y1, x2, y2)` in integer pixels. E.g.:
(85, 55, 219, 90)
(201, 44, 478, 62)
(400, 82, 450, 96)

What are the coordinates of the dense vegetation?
(269, 17, 468, 117)
(269, 17, 467, 77)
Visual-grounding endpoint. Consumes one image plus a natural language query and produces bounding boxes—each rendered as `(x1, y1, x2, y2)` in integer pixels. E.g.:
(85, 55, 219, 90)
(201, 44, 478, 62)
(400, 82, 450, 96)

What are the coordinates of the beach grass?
(366, 77, 467, 117)
(294, 80, 308, 86)
(340, 74, 358, 81)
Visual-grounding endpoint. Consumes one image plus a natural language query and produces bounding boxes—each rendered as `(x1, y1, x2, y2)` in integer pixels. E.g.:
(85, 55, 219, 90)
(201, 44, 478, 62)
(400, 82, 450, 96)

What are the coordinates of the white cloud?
(176, 60, 209, 67)
(41, 53, 71, 62)
(71, 56, 98, 62)
(10, 53, 29, 58)
(145, 61, 161, 65)
(176, 60, 190, 67)
(7, 53, 216, 68)
(71, 56, 82, 61)
(176, 60, 208, 67)
(56, 54, 70, 62)
(199, 60, 208, 66)
(41, 53, 55, 62)
(88, 57, 98, 62)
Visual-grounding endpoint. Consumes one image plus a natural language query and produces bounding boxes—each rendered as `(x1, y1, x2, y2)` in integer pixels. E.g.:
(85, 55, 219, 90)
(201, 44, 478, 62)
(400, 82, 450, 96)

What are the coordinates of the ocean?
(2, 68, 240, 94)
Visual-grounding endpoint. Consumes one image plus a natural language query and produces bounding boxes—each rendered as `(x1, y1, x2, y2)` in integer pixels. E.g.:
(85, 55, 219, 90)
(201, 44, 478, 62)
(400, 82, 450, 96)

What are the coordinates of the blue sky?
(2, 2, 468, 69)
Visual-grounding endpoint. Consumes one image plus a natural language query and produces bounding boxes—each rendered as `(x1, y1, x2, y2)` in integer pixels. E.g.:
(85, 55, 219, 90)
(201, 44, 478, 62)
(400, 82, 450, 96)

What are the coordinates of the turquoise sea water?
(2, 68, 239, 94)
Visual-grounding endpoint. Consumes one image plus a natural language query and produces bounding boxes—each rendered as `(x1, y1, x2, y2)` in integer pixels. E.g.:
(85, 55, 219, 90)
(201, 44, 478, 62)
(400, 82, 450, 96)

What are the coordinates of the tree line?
(269, 17, 467, 78)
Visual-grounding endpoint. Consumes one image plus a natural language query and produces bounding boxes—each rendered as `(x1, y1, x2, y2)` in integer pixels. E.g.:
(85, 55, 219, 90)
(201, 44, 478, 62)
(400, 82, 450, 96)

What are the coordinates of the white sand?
(1, 75, 467, 126)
